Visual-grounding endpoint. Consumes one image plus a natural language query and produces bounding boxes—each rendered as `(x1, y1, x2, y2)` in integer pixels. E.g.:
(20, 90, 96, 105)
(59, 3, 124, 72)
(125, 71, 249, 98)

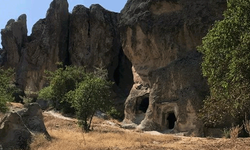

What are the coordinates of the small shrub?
(0, 68, 15, 112)
(230, 125, 243, 140)
(243, 118, 250, 136)
(222, 128, 230, 138)
(107, 107, 122, 119)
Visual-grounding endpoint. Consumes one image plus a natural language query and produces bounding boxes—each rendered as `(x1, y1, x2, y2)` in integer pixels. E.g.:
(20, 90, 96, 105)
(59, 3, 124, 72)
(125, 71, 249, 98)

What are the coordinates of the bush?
(0, 68, 15, 112)
(198, 0, 250, 126)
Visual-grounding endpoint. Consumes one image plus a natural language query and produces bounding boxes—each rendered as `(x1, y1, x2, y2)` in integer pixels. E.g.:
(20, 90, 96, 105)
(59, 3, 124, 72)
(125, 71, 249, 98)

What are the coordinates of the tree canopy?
(198, 0, 250, 126)
(38, 65, 113, 131)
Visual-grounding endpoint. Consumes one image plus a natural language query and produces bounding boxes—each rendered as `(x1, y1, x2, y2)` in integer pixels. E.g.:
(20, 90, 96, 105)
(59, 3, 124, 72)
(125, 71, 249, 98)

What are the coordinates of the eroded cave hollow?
(167, 112, 176, 129)
(138, 97, 149, 113)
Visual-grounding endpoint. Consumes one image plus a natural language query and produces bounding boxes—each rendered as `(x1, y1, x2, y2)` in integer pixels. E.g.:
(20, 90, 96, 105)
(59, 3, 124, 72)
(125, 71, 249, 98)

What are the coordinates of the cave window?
(138, 97, 149, 113)
(167, 112, 176, 129)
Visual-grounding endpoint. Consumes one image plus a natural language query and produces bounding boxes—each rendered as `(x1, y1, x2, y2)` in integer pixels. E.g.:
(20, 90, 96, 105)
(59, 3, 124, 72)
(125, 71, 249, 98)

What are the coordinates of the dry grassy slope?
(29, 112, 250, 150)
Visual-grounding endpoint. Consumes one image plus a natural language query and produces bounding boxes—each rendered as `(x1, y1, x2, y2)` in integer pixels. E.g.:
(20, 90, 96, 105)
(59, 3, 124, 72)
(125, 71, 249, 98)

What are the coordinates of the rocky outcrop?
(1, 0, 228, 136)
(1, 0, 133, 97)
(1, 14, 27, 68)
(120, 0, 226, 135)
(69, 4, 133, 96)
(16, 0, 69, 91)
(0, 103, 49, 150)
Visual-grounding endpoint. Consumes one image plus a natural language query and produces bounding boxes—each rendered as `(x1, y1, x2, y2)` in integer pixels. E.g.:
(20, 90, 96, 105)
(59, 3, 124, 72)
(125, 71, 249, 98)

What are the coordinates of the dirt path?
(44, 110, 76, 121)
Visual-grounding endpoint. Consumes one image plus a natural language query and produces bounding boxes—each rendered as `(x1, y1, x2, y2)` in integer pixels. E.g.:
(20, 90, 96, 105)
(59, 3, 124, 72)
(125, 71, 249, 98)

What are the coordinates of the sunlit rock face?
(68, 4, 133, 97)
(1, 0, 133, 95)
(1, 14, 27, 68)
(1, 0, 227, 135)
(120, 0, 226, 135)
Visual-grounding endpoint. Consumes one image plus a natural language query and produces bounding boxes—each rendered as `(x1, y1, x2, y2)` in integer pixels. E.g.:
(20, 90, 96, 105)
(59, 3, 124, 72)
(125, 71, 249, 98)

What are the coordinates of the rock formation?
(1, 14, 27, 68)
(16, 0, 69, 91)
(120, 0, 226, 135)
(0, 0, 133, 98)
(0, 0, 228, 136)
(68, 4, 133, 97)
(0, 103, 49, 150)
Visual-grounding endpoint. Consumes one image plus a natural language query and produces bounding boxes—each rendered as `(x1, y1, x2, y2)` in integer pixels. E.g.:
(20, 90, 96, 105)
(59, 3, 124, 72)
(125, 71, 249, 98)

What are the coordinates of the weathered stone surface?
(69, 4, 133, 96)
(0, 48, 4, 66)
(1, 14, 27, 68)
(0, 112, 31, 150)
(0, 0, 228, 136)
(1, 0, 133, 97)
(18, 103, 50, 137)
(120, 0, 226, 135)
(120, 0, 226, 84)
(0, 103, 49, 150)
(16, 0, 69, 91)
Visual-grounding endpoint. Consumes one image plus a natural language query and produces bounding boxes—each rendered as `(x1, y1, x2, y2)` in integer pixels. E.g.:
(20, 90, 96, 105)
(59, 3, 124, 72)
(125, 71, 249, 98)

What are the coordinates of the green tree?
(38, 65, 113, 131)
(198, 0, 250, 126)
(66, 74, 112, 132)
(38, 65, 86, 113)
(0, 68, 15, 112)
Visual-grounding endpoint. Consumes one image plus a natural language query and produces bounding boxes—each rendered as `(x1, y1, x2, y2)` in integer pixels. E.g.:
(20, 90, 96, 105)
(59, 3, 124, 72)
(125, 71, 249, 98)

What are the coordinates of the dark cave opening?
(167, 112, 176, 129)
(139, 97, 149, 113)
(113, 67, 120, 86)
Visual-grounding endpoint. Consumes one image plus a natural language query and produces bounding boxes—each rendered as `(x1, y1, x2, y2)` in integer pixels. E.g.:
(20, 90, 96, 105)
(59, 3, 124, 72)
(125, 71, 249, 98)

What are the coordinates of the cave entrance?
(167, 112, 176, 129)
(138, 97, 149, 113)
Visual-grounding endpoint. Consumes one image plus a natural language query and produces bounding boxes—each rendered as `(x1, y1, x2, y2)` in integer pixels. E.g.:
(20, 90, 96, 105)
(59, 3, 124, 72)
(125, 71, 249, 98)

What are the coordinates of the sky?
(0, 0, 127, 48)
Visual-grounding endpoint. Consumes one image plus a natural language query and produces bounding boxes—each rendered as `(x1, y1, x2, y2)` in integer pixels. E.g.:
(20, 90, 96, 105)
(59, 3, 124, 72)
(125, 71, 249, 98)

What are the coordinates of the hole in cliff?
(114, 67, 120, 86)
(139, 97, 149, 113)
(167, 112, 176, 129)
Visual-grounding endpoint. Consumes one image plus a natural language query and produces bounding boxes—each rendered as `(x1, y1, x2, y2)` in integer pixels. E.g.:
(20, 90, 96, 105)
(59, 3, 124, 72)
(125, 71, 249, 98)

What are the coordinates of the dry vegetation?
(28, 112, 250, 150)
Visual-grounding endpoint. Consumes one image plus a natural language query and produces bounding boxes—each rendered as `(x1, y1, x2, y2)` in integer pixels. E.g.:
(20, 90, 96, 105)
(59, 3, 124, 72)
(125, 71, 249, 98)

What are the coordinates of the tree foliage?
(38, 65, 87, 113)
(38, 65, 113, 131)
(0, 68, 15, 112)
(66, 75, 112, 131)
(198, 0, 250, 126)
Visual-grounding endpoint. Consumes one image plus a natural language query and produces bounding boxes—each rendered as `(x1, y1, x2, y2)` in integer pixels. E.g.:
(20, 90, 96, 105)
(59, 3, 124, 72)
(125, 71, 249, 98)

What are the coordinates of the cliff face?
(0, 0, 133, 96)
(16, 0, 69, 91)
(1, 14, 27, 68)
(1, 0, 227, 135)
(120, 0, 226, 135)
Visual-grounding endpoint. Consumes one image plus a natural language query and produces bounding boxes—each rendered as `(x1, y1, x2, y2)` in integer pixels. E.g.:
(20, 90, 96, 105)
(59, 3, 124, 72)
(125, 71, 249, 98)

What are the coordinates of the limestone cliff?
(1, 14, 27, 68)
(0, 0, 133, 96)
(0, 0, 227, 135)
(120, 0, 226, 135)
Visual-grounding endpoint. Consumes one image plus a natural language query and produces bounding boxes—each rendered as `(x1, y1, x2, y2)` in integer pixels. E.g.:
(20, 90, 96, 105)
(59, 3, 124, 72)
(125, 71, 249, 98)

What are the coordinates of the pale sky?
(0, 0, 127, 48)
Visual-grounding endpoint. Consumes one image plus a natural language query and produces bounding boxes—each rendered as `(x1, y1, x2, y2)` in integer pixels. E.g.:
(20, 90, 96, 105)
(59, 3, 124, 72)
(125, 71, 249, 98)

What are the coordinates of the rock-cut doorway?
(167, 112, 176, 129)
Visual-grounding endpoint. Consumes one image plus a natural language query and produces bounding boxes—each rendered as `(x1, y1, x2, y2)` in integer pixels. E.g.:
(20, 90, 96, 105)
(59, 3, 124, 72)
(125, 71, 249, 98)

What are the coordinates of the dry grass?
(243, 119, 250, 136)
(30, 113, 250, 150)
(230, 125, 243, 140)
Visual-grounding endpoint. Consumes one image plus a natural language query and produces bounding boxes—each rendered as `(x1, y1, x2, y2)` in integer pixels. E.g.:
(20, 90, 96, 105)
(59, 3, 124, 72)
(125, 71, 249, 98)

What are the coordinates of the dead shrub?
(30, 134, 49, 149)
(243, 118, 250, 136)
(230, 125, 243, 140)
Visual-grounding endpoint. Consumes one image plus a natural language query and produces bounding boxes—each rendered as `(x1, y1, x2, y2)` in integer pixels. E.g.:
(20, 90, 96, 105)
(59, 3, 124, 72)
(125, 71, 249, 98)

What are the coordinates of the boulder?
(0, 103, 50, 150)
